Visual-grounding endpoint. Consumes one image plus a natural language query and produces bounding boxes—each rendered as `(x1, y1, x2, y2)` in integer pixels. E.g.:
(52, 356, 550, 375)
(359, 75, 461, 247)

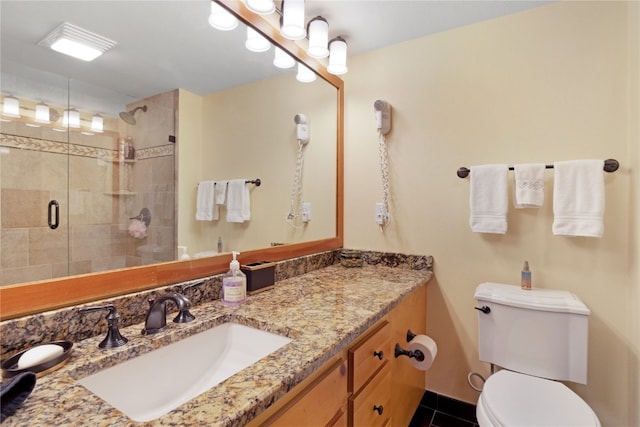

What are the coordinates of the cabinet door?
(389, 284, 427, 427)
(267, 358, 348, 427)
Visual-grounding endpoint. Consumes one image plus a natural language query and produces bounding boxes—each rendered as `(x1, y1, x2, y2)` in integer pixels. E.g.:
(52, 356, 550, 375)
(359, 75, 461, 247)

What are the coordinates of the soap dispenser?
(222, 251, 246, 307)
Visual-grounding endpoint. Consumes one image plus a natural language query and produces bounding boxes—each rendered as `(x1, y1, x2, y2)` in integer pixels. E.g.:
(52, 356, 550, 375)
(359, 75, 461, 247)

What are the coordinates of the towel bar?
(456, 159, 619, 178)
(197, 179, 261, 187)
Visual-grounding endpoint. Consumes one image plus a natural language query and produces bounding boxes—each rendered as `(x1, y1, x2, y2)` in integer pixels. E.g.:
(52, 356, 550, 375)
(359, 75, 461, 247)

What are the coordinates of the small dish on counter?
(1, 341, 73, 379)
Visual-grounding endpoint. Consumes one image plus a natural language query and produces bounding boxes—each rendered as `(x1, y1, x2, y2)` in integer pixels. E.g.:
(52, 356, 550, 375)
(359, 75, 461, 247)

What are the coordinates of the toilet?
(474, 282, 601, 427)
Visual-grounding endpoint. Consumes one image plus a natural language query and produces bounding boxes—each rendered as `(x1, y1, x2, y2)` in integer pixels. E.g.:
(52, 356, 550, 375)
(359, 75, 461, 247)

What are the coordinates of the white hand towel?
(195, 181, 216, 221)
(469, 164, 509, 234)
(226, 179, 251, 223)
(214, 181, 227, 205)
(552, 159, 605, 238)
(513, 163, 545, 208)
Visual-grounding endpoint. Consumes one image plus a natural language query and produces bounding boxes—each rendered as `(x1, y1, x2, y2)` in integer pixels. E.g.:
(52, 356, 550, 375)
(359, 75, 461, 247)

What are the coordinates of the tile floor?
(409, 390, 479, 427)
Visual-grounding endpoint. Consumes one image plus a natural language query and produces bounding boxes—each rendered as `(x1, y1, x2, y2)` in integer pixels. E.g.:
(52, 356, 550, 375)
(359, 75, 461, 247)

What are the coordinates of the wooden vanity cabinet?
(258, 357, 348, 427)
(250, 282, 427, 427)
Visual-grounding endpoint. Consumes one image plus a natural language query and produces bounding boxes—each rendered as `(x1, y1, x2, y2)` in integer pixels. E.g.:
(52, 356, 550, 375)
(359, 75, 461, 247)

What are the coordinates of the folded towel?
(226, 179, 251, 223)
(552, 159, 605, 237)
(1, 371, 36, 422)
(469, 164, 509, 234)
(214, 181, 227, 205)
(513, 163, 545, 208)
(196, 181, 216, 221)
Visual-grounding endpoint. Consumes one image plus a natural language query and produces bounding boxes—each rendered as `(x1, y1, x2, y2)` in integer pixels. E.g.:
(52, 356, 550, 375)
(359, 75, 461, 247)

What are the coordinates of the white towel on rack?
(552, 159, 605, 238)
(196, 181, 216, 221)
(226, 179, 251, 223)
(469, 164, 509, 234)
(214, 181, 227, 205)
(513, 163, 545, 208)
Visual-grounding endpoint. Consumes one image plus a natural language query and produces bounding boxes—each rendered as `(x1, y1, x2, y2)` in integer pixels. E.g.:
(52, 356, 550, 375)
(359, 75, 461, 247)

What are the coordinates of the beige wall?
(178, 74, 337, 256)
(343, 2, 639, 426)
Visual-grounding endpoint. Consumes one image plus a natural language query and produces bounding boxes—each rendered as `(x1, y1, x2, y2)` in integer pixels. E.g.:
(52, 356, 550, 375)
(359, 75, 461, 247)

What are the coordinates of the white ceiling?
(1, 0, 550, 114)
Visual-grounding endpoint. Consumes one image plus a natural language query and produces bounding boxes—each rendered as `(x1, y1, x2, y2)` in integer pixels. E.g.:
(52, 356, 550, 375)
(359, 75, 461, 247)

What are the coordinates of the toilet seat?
(477, 370, 601, 427)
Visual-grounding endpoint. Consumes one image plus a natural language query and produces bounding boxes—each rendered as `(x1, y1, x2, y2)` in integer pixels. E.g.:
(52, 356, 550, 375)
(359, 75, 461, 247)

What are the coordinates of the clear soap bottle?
(222, 251, 246, 307)
(521, 261, 532, 290)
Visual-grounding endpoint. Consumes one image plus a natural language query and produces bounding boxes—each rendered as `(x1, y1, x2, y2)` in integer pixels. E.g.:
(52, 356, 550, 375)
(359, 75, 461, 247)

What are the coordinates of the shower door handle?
(48, 200, 59, 230)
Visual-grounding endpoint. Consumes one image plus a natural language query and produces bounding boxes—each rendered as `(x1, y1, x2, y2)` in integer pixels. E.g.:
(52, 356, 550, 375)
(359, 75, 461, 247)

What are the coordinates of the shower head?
(119, 105, 147, 125)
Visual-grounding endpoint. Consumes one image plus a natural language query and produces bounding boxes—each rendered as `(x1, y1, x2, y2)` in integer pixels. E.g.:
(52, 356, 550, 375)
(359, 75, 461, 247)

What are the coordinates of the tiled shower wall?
(0, 90, 177, 285)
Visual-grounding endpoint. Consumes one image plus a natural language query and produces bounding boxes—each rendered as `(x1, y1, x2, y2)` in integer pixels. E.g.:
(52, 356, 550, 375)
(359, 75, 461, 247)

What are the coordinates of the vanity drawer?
(349, 362, 391, 427)
(266, 358, 347, 427)
(349, 321, 391, 393)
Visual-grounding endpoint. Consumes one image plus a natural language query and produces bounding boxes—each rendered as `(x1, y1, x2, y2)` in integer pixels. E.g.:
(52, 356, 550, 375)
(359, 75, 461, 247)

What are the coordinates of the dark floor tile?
(419, 390, 439, 410)
(408, 406, 435, 427)
(436, 395, 478, 423)
(430, 411, 477, 427)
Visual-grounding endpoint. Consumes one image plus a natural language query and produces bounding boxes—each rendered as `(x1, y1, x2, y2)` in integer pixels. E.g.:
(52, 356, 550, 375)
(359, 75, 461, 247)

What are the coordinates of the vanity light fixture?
(246, 27, 271, 53)
(307, 16, 329, 58)
(90, 114, 104, 133)
(38, 22, 117, 62)
(296, 63, 316, 83)
(327, 37, 348, 75)
(245, 0, 275, 15)
(35, 102, 51, 123)
(209, 2, 238, 31)
(273, 47, 295, 68)
(2, 96, 20, 118)
(280, 0, 306, 40)
(63, 108, 81, 128)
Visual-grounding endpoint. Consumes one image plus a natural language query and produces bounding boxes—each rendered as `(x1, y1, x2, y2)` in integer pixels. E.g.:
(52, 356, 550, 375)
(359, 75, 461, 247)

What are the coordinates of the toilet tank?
(474, 282, 590, 384)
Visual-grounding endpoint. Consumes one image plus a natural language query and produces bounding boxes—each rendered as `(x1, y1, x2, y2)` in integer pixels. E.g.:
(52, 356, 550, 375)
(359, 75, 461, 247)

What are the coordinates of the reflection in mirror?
(0, 0, 343, 320)
(1, 1, 336, 286)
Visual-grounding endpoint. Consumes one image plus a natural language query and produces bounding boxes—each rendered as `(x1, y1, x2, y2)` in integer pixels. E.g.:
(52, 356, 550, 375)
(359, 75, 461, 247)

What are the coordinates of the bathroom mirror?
(0, 0, 344, 320)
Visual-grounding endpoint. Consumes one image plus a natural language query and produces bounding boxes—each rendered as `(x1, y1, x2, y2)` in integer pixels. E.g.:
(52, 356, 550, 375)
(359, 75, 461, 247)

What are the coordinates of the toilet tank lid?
(474, 282, 590, 315)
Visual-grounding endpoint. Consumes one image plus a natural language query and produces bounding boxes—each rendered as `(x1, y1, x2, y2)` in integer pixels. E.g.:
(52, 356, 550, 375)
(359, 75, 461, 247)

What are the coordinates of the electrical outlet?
(375, 202, 388, 225)
(301, 202, 311, 222)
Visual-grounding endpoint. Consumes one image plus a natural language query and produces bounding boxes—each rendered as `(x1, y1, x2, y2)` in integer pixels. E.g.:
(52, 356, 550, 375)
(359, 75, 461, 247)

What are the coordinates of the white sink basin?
(77, 322, 292, 422)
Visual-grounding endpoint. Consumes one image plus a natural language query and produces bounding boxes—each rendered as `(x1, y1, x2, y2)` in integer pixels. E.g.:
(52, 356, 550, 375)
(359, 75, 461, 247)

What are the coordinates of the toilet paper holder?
(394, 343, 425, 362)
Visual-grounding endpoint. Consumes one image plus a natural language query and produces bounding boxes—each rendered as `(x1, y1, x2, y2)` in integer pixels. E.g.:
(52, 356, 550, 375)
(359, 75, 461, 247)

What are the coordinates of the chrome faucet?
(141, 292, 195, 335)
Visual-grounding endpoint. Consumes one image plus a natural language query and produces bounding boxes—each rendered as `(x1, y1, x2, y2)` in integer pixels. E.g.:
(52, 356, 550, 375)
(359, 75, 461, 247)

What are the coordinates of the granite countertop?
(3, 264, 431, 427)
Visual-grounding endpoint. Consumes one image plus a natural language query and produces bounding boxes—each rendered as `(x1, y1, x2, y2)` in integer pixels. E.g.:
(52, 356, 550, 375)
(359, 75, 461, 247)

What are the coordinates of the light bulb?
(307, 17, 328, 58)
(209, 2, 238, 31)
(327, 37, 348, 75)
(273, 47, 295, 69)
(245, 27, 270, 53)
(280, 0, 305, 40)
(296, 63, 316, 82)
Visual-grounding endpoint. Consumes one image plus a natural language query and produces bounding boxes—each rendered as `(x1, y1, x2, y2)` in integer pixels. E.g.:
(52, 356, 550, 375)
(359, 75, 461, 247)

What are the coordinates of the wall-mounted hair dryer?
(294, 113, 310, 144)
(373, 100, 391, 135)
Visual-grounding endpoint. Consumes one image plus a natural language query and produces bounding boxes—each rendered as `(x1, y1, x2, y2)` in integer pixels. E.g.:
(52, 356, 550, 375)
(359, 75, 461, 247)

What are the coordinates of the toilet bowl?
(476, 370, 600, 427)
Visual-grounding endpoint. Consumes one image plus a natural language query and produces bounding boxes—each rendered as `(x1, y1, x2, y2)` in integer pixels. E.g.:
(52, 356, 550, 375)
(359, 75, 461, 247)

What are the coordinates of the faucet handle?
(79, 304, 128, 349)
(173, 293, 195, 324)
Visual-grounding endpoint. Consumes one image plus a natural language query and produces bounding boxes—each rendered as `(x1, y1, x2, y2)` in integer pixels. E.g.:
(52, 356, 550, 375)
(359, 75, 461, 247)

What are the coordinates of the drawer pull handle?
(373, 405, 384, 415)
(373, 350, 384, 360)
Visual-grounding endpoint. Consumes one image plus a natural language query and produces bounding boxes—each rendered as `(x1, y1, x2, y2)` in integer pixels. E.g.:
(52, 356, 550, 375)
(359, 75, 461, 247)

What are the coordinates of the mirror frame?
(0, 0, 344, 321)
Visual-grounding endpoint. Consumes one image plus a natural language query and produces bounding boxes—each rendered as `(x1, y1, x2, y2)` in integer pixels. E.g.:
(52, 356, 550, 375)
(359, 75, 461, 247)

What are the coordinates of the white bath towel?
(552, 159, 605, 238)
(226, 179, 251, 223)
(469, 164, 509, 234)
(513, 163, 545, 208)
(196, 181, 216, 221)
